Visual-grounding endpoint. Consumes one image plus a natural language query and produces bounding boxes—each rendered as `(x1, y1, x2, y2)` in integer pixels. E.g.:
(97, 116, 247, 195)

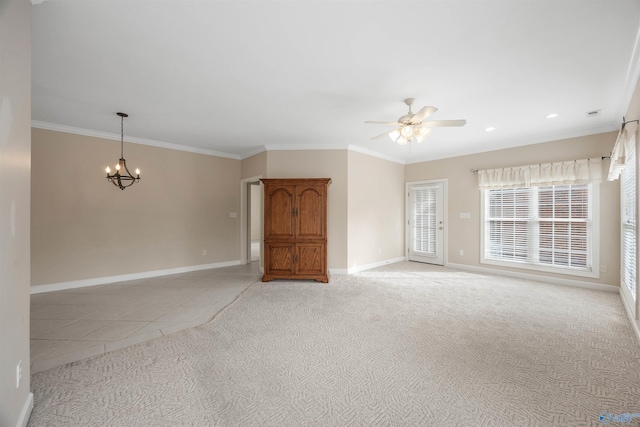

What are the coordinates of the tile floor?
(31, 262, 261, 373)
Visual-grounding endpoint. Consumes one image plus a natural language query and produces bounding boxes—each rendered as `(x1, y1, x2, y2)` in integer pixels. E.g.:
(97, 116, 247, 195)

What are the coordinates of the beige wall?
(405, 132, 619, 286)
(347, 151, 404, 270)
(241, 150, 266, 179)
(31, 129, 241, 286)
(0, 0, 32, 424)
(29, 128, 624, 288)
(266, 150, 348, 270)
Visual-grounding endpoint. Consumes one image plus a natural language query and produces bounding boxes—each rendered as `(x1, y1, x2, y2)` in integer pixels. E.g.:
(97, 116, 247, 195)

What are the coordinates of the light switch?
(229, 212, 238, 218)
(459, 212, 471, 219)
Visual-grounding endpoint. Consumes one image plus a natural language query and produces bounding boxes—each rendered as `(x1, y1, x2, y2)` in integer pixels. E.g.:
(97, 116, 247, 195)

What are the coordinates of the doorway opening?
(240, 176, 263, 270)
(249, 182, 261, 263)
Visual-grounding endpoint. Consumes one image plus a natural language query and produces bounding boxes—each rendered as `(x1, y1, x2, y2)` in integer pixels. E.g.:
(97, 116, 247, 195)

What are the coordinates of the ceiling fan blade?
(424, 119, 467, 127)
(409, 106, 438, 124)
(365, 121, 403, 126)
(370, 130, 395, 140)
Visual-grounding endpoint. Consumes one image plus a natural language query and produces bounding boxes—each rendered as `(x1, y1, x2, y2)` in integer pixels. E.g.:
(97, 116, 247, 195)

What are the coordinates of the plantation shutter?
(621, 141, 636, 300)
(487, 188, 530, 262)
(537, 184, 589, 269)
(413, 186, 437, 254)
(484, 184, 593, 272)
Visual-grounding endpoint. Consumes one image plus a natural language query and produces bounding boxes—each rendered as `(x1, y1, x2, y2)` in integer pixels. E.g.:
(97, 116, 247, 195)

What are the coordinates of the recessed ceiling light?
(484, 127, 496, 132)
(545, 113, 560, 119)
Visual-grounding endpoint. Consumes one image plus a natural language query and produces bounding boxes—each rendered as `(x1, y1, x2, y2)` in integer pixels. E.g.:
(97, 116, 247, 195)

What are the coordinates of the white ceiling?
(31, 0, 640, 164)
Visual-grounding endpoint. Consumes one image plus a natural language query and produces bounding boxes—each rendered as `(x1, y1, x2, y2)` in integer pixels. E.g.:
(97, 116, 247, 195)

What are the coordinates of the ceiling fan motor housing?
(398, 113, 413, 123)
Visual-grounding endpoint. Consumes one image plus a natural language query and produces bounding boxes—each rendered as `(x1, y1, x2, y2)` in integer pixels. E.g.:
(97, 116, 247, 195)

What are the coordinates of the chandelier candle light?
(106, 112, 140, 190)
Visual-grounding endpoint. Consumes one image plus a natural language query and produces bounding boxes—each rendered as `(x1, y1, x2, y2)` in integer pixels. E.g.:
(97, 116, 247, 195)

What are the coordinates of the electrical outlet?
(459, 250, 464, 256)
(600, 265, 608, 273)
(16, 360, 21, 388)
(202, 249, 207, 256)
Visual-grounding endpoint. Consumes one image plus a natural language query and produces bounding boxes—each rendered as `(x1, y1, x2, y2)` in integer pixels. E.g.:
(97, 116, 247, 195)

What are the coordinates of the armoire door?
(295, 185, 325, 240)
(295, 243, 325, 276)
(264, 242, 295, 276)
(264, 185, 295, 240)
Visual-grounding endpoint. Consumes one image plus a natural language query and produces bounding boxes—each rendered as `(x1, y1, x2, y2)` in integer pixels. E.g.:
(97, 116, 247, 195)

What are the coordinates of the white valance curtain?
(608, 121, 637, 181)
(477, 158, 602, 190)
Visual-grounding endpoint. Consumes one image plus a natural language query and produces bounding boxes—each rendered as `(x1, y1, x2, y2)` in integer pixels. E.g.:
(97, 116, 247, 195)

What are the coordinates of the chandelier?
(105, 112, 140, 190)
(387, 124, 432, 145)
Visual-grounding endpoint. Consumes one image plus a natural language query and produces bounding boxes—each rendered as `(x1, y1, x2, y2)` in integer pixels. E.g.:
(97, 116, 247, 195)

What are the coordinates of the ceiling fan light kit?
(365, 98, 466, 146)
(391, 124, 431, 145)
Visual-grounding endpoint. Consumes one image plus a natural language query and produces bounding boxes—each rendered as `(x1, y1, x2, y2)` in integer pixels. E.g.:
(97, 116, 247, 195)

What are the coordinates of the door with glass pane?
(408, 182, 444, 265)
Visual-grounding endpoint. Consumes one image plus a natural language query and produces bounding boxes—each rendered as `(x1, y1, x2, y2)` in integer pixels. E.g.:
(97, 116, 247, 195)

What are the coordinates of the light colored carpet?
(29, 262, 640, 426)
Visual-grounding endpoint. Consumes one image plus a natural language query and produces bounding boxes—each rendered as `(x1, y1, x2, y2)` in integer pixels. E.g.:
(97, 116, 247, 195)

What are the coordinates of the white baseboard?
(329, 257, 405, 275)
(16, 392, 33, 427)
(446, 262, 618, 293)
(31, 260, 242, 294)
(620, 287, 640, 345)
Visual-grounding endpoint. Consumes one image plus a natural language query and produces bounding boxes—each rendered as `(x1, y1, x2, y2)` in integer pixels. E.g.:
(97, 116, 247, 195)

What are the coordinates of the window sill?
(480, 258, 600, 279)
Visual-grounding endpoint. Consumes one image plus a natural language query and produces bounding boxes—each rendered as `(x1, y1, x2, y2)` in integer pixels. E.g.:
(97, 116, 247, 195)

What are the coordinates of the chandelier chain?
(120, 114, 124, 159)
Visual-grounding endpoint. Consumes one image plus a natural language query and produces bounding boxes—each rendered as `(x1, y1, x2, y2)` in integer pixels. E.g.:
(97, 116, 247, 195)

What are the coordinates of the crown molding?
(30, 122, 405, 163)
(404, 125, 619, 165)
(347, 145, 405, 165)
(264, 144, 347, 151)
(31, 121, 241, 160)
(239, 146, 267, 160)
(32, 120, 613, 166)
(262, 143, 405, 164)
(31, 0, 48, 4)
(617, 20, 640, 121)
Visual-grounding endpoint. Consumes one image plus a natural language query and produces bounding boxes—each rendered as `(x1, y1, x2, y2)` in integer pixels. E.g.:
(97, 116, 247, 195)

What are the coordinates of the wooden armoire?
(261, 178, 331, 283)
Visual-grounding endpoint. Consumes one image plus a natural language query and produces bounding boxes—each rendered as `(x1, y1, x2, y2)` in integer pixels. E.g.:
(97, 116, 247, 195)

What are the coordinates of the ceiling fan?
(365, 98, 466, 145)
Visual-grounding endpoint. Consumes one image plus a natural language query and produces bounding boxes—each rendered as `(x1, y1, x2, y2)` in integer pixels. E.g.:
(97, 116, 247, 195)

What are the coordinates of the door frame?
(405, 178, 448, 266)
(240, 175, 263, 271)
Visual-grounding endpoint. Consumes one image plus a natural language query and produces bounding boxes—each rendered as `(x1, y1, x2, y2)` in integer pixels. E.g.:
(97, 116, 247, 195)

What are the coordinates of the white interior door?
(408, 182, 444, 265)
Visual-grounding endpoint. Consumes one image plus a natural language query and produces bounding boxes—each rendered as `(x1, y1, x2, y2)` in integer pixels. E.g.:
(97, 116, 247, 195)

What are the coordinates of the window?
(621, 143, 636, 300)
(482, 183, 598, 277)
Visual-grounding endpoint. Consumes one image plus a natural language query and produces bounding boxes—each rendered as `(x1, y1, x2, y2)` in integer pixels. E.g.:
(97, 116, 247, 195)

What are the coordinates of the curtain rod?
(470, 156, 610, 173)
(622, 117, 639, 132)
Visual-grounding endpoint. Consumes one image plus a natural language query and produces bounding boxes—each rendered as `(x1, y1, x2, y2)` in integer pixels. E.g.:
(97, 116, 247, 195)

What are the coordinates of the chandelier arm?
(119, 158, 135, 178)
(109, 174, 135, 190)
(118, 175, 125, 190)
